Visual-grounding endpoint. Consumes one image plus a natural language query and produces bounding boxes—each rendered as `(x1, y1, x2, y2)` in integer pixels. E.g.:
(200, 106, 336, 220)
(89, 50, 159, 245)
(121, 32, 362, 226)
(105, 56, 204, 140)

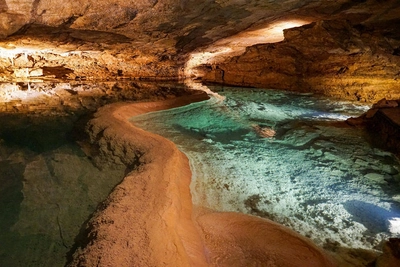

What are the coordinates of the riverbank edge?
(67, 90, 336, 266)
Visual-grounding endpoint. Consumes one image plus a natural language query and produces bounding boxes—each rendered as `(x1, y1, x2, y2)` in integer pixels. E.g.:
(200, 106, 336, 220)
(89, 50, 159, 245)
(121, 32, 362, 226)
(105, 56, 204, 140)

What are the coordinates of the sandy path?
(68, 91, 336, 267)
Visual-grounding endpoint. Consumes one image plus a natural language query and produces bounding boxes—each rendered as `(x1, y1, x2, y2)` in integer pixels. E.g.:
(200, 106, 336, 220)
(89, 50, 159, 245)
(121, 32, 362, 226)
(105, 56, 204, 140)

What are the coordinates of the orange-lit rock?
(0, 0, 399, 97)
(1, 0, 400, 266)
(0, 81, 197, 115)
(67, 92, 211, 267)
(67, 93, 336, 267)
(202, 19, 400, 102)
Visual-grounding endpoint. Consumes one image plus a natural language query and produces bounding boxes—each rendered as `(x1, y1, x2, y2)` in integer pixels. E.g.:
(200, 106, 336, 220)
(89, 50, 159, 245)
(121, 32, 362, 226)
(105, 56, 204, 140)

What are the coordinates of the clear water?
(132, 86, 400, 250)
(0, 81, 203, 266)
(0, 112, 126, 267)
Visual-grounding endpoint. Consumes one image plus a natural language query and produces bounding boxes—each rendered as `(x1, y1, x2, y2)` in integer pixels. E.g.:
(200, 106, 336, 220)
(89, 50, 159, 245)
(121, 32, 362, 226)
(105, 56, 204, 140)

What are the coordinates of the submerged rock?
(252, 124, 276, 138)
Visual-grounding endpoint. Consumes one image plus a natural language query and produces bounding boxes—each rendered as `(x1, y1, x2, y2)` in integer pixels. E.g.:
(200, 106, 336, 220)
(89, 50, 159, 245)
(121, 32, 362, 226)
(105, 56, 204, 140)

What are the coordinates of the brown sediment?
(68, 91, 336, 267)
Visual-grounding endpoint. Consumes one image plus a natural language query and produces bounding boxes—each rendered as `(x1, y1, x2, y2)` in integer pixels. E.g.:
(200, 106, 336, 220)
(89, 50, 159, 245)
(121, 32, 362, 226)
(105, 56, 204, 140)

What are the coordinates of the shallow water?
(0, 114, 126, 267)
(132, 86, 400, 251)
(0, 80, 196, 266)
(0, 81, 209, 267)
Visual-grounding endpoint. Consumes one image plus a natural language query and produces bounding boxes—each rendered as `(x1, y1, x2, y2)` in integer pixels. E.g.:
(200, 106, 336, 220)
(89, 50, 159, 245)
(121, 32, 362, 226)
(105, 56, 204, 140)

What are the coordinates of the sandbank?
(68, 91, 336, 267)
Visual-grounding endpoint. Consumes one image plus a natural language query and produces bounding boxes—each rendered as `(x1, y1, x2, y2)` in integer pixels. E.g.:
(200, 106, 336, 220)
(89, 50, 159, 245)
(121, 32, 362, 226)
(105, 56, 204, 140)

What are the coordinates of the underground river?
(0, 81, 200, 267)
(131, 86, 400, 252)
(1, 82, 400, 266)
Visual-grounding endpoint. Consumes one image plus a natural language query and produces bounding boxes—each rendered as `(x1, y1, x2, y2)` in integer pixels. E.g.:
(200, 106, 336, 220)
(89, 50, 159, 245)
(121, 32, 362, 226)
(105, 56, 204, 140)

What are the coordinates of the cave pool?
(131, 86, 400, 251)
(1, 83, 400, 266)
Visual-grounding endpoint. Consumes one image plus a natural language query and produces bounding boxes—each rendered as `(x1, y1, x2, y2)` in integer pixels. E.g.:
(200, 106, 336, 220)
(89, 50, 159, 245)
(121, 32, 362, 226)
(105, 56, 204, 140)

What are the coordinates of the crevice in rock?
(393, 47, 400, 56)
(42, 66, 74, 79)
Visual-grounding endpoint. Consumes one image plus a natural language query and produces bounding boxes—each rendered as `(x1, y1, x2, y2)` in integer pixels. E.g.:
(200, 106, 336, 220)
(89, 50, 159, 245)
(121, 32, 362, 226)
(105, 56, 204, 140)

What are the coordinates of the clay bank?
(0, 0, 400, 266)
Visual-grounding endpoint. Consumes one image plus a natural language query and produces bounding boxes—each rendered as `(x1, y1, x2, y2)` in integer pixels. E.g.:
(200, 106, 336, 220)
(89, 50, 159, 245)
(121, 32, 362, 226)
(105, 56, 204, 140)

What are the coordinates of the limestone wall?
(202, 20, 400, 102)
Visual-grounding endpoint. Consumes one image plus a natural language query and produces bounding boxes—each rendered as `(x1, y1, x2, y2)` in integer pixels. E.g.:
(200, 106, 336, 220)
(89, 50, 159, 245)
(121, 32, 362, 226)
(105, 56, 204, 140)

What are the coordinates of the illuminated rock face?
(0, 1, 399, 99)
(0, 81, 196, 115)
(202, 20, 400, 102)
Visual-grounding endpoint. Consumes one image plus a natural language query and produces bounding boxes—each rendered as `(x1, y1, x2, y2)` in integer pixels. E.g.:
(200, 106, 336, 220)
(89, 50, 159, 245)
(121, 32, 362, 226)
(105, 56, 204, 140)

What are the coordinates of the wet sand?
(68, 91, 336, 266)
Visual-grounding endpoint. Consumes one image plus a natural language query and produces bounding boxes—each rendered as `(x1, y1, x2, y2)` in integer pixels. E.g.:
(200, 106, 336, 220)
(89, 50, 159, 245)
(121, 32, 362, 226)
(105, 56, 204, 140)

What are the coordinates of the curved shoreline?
(68, 92, 336, 266)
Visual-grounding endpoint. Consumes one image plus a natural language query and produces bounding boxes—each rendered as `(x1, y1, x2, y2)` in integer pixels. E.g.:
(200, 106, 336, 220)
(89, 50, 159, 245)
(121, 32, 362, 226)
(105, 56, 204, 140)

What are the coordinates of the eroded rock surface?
(0, 80, 197, 115)
(0, 0, 399, 103)
(202, 19, 400, 102)
(67, 92, 211, 267)
(67, 93, 336, 267)
(347, 98, 400, 156)
(376, 238, 400, 267)
(0, 81, 205, 267)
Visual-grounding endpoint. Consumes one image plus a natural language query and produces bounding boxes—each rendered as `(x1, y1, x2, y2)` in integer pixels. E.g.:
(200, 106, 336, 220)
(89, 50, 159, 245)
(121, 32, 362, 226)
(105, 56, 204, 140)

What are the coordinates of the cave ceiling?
(0, 0, 400, 81)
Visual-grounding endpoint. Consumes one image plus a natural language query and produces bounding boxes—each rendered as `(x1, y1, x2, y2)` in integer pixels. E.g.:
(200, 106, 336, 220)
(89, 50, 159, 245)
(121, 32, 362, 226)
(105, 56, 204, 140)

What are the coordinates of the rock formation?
(0, 81, 205, 267)
(376, 238, 400, 267)
(1, 0, 400, 266)
(67, 93, 211, 267)
(347, 98, 400, 156)
(66, 93, 335, 267)
(202, 19, 400, 102)
(0, 81, 197, 115)
(0, 0, 399, 102)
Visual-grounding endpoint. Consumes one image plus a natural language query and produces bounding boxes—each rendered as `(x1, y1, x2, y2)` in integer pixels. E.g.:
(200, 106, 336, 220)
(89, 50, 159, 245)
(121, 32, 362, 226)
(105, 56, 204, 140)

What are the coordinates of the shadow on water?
(343, 200, 400, 234)
(0, 81, 207, 266)
(0, 114, 81, 267)
(0, 114, 79, 154)
(172, 123, 251, 144)
(0, 161, 24, 244)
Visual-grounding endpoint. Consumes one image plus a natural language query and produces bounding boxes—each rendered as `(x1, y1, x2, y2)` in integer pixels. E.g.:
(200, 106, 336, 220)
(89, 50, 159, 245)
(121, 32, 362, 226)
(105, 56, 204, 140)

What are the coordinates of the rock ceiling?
(0, 0, 400, 97)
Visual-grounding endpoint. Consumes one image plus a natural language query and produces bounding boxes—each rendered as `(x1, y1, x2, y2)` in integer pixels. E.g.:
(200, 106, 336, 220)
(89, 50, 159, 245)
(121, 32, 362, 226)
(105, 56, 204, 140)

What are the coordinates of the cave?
(1, 0, 400, 267)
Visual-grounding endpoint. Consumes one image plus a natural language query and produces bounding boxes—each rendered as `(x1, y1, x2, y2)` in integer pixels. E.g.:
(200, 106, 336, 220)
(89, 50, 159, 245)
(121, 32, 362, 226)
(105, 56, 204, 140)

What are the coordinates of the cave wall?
(0, 0, 400, 101)
(202, 19, 400, 102)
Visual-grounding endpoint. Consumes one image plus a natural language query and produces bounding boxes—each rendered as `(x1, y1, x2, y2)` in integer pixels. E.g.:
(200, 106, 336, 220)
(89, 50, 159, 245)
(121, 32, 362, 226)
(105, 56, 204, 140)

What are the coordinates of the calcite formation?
(0, 81, 195, 115)
(202, 19, 400, 102)
(66, 93, 336, 267)
(1, 1, 400, 266)
(0, 0, 399, 102)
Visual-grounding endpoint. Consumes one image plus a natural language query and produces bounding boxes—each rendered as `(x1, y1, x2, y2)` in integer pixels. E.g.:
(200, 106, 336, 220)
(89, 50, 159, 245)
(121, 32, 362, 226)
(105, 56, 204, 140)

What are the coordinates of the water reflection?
(0, 81, 195, 267)
(0, 80, 194, 115)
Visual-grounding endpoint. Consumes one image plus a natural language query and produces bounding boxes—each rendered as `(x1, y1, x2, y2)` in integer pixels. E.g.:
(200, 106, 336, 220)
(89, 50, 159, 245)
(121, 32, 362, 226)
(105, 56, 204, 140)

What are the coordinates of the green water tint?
(0, 81, 204, 266)
(132, 86, 400, 250)
(0, 115, 126, 267)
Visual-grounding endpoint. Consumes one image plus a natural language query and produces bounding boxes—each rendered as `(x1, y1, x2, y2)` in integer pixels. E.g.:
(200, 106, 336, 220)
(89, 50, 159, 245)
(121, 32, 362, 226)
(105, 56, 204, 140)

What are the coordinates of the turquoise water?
(132, 86, 400, 250)
(0, 81, 203, 266)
